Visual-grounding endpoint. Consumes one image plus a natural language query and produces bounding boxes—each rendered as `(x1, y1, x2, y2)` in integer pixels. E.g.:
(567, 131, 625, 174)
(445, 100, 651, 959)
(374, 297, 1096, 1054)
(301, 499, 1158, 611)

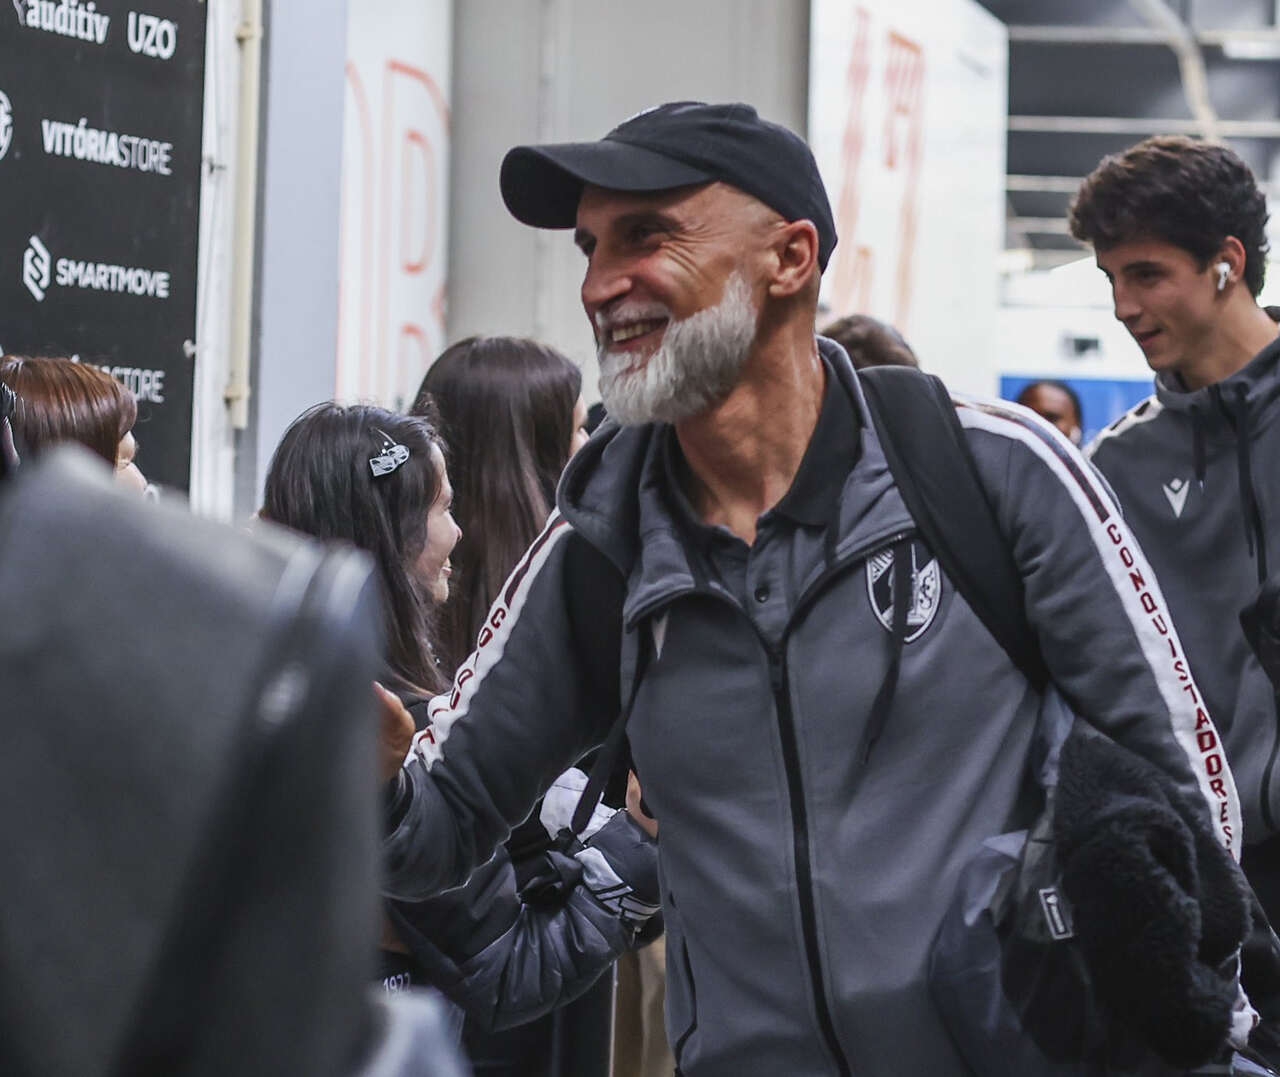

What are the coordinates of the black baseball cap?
(500, 101, 838, 271)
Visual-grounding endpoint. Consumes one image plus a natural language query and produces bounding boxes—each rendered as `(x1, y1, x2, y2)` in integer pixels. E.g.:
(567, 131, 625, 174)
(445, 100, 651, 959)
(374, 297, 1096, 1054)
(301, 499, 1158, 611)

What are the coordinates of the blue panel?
(1000, 375, 1152, 446)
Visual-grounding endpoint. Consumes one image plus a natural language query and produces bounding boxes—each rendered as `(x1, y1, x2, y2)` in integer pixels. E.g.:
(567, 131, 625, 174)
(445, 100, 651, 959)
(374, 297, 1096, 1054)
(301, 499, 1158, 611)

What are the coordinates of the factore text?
(98, 364, 166, 404)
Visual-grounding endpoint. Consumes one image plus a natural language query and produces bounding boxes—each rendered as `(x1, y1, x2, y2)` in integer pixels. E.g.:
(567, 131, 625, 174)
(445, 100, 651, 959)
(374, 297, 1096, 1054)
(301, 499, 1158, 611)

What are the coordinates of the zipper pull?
(767, 646, 785, 694)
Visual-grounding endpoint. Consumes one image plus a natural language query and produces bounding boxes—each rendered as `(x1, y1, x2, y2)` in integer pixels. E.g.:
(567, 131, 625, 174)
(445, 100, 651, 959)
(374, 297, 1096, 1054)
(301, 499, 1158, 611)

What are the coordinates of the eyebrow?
(573, 210, 683, 253)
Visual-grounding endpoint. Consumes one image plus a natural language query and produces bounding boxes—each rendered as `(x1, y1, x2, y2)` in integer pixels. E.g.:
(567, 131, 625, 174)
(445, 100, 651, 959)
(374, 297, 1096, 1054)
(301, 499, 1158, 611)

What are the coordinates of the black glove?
(1054, 727, 1252, 1069)
(577, 811, 661, 938)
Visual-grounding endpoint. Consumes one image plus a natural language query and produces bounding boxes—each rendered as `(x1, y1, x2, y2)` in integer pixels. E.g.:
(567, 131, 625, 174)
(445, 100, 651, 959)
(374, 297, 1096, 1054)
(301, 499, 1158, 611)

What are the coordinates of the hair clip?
(369, 429, 410, 477)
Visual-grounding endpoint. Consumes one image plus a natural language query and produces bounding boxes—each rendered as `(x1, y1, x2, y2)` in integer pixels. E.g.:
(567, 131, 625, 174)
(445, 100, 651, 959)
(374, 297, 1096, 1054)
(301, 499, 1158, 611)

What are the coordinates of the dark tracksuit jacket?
(384, 340, 1242, 1076)
(1088, 325, 1280, 906)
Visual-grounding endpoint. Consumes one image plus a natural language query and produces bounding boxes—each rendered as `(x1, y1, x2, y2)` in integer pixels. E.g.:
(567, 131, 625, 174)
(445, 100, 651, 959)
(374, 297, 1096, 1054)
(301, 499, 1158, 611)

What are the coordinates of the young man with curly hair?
(1075, 136, 1280, 920)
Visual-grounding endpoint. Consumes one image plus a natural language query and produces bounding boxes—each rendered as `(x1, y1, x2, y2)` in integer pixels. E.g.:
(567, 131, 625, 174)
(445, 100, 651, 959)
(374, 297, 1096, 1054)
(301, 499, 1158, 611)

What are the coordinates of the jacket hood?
(1144, 307, 1280, 583)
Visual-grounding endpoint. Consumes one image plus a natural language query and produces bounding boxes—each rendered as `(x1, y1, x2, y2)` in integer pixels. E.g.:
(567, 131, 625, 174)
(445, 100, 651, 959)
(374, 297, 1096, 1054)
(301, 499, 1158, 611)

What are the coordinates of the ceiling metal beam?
(1199, 28, 1280, 48)
(1008, 115, 1280, 137)
(1006, 174, 1084, 193)
(1008, 25, 1280, 47)
(1009, 217, 1079, 236)
(999, 247, 1093, 272)
(1128, 0, 1219, 141)
(1006, 174, 1280, 198)
(1007, 26, 1166, 44)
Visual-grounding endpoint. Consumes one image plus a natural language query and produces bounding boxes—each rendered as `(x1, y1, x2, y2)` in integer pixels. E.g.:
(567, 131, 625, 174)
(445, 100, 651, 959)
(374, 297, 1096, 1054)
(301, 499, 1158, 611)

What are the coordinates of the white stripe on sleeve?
(410, 513, 574, 767)
(959, 401, 1243, 857)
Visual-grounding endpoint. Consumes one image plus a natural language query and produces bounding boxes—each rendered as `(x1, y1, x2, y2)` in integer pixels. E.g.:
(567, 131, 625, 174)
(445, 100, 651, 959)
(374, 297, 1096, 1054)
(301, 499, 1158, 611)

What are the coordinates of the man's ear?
(1217, 235, 1248, 288)
(768, 220, 821, 299)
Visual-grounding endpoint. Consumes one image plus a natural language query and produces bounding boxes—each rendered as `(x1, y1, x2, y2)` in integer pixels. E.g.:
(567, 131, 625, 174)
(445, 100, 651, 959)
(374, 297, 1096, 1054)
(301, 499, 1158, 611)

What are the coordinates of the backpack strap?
(571, 626, 650, 835)
(858, 366, 1049, 692)
(561, 533, 636, 835)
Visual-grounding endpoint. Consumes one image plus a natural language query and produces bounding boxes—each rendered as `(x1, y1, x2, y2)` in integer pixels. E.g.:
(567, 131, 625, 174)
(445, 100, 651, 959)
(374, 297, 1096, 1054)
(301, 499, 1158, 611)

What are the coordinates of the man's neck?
(1180, 300, 1278, 390)
(673, 334, 825, 546)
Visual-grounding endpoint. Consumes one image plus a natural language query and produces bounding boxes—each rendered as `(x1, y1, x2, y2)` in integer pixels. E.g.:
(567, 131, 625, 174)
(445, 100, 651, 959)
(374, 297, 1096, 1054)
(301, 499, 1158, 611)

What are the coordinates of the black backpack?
(862, 367, 1272, 1075)
(857, 366, 1048, 687)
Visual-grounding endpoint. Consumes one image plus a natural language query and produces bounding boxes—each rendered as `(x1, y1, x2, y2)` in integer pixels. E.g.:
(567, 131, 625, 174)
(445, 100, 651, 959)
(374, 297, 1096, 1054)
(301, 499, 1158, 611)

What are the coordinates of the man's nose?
(581, 254, 630, 319)
(1112, 282, 1139, 324)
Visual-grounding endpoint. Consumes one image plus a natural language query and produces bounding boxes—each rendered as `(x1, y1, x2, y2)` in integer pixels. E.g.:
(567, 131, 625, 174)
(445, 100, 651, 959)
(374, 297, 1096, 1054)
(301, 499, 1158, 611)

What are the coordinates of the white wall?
(998, 241, 1280, 387)
(809, 0, 1007, 396)
(189, 0, 241, 519)
(338, 0, 453, 412)
(997, 257, 1153, 383)
(446, 0, 812, 403)
(234, 0, 351, 516)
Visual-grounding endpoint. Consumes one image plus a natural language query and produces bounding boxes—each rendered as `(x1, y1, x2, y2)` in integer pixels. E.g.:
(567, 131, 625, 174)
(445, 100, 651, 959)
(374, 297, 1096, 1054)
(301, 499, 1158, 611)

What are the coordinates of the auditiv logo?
(15, 0, 110, 45)
(23, 236, 51, 302)
(0, 90, 12, 162)
(127, 11, 176, 60)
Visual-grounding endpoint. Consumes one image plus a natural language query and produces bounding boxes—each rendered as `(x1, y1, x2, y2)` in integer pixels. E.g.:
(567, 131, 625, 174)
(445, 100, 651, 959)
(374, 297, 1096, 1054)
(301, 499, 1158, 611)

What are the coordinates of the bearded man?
(381, 103, 1243, 1076)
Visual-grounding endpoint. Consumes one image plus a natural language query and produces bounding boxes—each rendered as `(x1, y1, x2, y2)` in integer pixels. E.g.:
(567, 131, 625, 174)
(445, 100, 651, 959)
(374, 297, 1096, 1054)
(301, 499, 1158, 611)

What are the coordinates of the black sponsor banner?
(0, 1, 208, 492)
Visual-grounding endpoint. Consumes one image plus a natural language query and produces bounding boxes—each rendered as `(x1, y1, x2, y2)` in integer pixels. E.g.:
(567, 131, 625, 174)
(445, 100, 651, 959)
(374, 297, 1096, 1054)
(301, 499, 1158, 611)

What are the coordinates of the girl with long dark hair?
(260, 402, 657, 1043)
(262, 403, 451, 698)
(415, 339, 629, 1077)
(415, 336, 587, 673)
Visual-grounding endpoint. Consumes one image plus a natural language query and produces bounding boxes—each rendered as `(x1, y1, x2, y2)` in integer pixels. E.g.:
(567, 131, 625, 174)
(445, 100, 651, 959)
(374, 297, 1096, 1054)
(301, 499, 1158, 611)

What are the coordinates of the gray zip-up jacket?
(384, 340, 1241, 1076)
(1089, 328, 1280, 845)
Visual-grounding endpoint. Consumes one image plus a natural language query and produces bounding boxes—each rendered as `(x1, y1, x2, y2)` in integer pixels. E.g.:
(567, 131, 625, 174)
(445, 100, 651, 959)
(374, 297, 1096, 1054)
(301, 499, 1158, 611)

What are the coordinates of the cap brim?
(500, 140, 714, 228)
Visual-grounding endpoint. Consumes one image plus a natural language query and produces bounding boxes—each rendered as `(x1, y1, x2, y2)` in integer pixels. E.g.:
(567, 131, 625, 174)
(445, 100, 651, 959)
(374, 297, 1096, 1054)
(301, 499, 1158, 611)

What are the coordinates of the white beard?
(597, 270, 758, 426)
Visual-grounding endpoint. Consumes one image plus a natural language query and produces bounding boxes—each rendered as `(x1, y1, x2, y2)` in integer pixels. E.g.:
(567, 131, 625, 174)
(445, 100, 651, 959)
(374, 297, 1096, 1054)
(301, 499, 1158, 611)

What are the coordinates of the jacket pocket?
(666, 890, 699, 1073)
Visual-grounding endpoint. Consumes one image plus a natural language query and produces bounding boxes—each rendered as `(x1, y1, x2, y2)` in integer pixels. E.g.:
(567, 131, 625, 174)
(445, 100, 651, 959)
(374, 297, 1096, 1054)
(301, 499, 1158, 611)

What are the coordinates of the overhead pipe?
(1008, 25, 1280, 48)
(1008, 116, 1280, 137)
(1127, 0, 1220, 142)
(225, 0, 263, 430)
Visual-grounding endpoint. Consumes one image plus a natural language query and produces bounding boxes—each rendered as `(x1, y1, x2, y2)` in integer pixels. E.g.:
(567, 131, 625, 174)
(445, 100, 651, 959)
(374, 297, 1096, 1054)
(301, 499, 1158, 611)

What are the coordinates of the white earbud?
(1216, 262, 1231, 292)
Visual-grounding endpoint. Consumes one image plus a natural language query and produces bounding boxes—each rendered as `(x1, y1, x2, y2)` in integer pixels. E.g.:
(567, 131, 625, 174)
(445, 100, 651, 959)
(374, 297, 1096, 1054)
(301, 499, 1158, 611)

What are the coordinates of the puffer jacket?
(384, 339, 1241, 1076)
(385, 804, 659, 1034)
(384, 692, 659, 1034)
(1089, 323, 1280, 844)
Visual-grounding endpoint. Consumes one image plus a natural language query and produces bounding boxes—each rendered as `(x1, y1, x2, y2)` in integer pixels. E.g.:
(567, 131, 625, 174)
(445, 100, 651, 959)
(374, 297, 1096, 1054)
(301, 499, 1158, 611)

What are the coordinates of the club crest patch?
(866, 539, 942, 642)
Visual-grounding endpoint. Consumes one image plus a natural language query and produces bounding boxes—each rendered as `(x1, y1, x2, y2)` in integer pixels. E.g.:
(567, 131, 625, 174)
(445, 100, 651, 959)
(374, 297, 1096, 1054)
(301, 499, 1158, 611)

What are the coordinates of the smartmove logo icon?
(21, 234, 171, 304)
(0, 90, 12, 161)
(14, 0, 110, 46)
(23, 236, 51, 302)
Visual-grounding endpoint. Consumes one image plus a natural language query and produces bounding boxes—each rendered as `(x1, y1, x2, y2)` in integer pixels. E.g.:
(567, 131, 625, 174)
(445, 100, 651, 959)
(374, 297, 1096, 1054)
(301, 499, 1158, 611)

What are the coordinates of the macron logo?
(23, 235, 50, 301)
(1162, 477, 1190, 519)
